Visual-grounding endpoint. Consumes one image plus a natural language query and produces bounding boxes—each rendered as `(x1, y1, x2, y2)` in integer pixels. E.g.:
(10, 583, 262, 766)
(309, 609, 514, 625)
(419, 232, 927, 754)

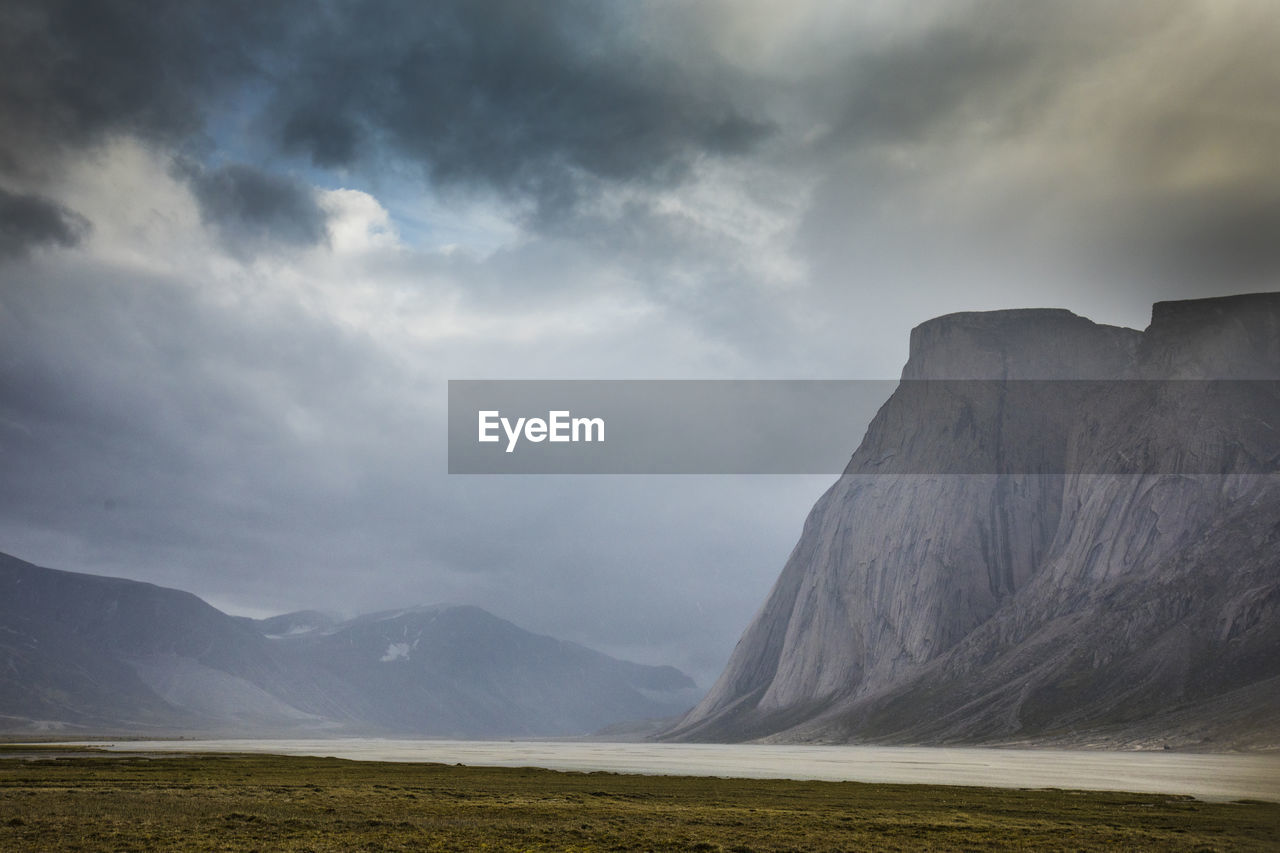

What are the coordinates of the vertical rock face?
(667, 293, 1280, 748)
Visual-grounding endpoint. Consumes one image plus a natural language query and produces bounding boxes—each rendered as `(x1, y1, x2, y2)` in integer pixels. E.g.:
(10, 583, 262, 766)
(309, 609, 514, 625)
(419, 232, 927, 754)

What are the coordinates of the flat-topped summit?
(903, 308, 1141, 379)
(1139, 291, 1280, 378)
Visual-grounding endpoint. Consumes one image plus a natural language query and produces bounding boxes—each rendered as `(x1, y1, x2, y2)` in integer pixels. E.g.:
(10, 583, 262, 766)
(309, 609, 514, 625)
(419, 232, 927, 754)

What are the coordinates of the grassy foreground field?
(1, 747, 1277, 851)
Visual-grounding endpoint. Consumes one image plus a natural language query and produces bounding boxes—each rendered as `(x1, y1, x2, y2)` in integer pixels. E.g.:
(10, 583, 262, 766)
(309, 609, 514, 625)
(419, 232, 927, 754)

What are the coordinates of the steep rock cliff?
(667, 293, 1279, 748)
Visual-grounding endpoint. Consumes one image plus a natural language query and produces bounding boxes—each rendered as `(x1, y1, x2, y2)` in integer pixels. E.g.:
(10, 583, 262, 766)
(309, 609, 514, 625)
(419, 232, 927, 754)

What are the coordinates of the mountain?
(0, 551, 313, 732)
(666, 292, 1280, 750)
(243, 610, 342, 638)
(0, 552, 698, 736)
(273, 605, 698, 737)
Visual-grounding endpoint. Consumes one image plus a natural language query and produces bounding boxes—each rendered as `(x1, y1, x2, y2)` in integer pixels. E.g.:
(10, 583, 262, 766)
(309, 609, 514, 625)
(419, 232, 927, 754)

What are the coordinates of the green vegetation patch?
(1, 751, 1276, 851)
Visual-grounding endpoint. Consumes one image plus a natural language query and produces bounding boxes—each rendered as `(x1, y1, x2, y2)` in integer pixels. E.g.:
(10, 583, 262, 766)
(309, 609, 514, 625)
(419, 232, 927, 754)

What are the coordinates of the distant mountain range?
(666, 293, 1280, 750)
(0, 552, 699, 736)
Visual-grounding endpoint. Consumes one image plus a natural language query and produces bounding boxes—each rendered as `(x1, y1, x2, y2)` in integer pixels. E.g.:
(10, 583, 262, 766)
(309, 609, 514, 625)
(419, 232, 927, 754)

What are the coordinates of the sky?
(1, 0, 1278, 686)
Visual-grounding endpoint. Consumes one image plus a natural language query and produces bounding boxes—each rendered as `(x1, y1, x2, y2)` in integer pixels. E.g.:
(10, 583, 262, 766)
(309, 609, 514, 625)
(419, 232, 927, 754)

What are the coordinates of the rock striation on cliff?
(666, 293, 1279, 749)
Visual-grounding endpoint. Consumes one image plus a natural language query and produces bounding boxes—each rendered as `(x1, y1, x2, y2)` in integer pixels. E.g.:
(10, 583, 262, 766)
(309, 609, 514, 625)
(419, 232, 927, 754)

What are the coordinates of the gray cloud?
(281, 109, 360, 169)
(182, 162, 330, 253)
(1, 0, 771, 224)
(816, 28, 1035, 150)
(4, 0, 1275, 276)
(779, 0, 1280, 321)
(0, 254, 815, 683)
(0, 0, 297, 178)
(264, 1, 773, 221)
(0, 187, 88, 258)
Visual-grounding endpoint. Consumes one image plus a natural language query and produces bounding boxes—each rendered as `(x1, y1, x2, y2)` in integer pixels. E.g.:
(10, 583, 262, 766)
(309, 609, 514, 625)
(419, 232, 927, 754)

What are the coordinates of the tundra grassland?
(1, 746, 1276, 851)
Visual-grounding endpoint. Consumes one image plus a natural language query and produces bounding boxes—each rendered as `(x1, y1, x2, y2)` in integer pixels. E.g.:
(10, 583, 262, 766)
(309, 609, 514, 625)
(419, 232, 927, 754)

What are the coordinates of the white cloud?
(319, 188, 399, 253)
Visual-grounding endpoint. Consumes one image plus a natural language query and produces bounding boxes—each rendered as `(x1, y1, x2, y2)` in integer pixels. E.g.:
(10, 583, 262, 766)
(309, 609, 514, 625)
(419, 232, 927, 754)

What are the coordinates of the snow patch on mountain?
(380, 642, 412, 662)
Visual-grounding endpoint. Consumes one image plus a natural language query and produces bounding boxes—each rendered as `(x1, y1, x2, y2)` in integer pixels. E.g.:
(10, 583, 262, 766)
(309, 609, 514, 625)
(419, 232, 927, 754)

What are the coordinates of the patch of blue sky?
(198, 85, 520, 258)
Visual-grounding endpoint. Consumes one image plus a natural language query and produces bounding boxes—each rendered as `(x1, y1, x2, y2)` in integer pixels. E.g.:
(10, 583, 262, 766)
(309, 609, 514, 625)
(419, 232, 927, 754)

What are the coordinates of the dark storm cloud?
(4, 0, 1275, 278)
(0, 188, 88, 258)
(182, 162, 330, 252)
(264, 0, 773, 219)
(281, 109, 361, 169)
(0, 0, 298, 178)
(1, 0, 771, 221)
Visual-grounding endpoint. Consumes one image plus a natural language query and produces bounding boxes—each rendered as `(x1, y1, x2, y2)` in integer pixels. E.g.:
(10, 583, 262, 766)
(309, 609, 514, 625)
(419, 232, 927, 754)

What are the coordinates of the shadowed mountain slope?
(0, 553, 697, 736)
